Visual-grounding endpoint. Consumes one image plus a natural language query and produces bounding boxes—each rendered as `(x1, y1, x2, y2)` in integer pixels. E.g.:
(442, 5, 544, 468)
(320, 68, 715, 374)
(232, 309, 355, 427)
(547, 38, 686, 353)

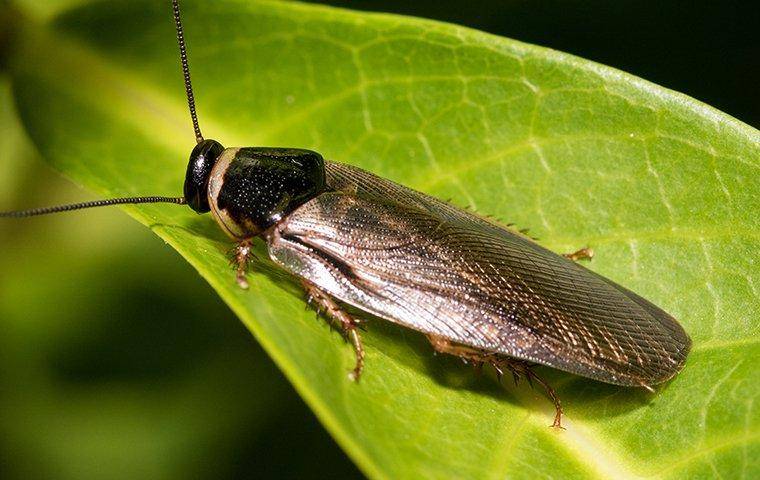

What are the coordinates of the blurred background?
(0, 1, 756, 479)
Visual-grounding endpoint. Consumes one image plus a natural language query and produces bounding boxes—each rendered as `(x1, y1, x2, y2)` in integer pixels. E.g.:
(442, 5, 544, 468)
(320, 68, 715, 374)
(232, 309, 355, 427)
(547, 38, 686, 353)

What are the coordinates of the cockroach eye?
(184, 139, 225, 213)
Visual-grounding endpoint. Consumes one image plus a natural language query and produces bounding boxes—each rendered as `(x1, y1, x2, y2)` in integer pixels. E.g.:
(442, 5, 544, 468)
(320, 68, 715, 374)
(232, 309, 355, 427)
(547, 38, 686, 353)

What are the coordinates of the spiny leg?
(563, 247, 594, 262)
(230, 239, 255, 289)
(427, 334, 564, 429)
(302, 280, 365, 381)
(494, 358, 564, 429)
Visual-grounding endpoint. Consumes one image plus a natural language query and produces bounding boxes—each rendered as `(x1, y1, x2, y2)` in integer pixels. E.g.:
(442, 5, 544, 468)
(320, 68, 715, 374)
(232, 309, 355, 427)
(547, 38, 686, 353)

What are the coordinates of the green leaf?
(6, 0, 759, 478)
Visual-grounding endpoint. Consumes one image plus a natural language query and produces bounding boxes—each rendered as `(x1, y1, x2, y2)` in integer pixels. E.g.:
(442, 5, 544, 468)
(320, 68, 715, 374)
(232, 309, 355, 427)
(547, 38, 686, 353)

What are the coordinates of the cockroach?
(1, 0, 691, 428)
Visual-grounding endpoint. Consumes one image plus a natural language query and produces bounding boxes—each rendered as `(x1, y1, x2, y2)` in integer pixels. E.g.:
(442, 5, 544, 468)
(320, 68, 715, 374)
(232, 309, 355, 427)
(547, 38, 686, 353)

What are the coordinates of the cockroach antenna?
(0, 0, 206, 218)
(172, 0, 204, 143)
(0, 197, 187, 218)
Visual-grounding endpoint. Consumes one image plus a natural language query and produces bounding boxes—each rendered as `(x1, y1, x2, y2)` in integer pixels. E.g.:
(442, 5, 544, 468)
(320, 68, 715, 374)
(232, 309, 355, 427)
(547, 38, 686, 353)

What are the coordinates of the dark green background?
(0, 1, 755, 479)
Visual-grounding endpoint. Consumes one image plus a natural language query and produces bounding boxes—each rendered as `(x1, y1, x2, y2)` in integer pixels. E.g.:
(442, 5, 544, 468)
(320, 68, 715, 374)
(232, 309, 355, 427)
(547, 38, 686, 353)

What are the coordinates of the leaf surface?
(7, 1, 759, 478)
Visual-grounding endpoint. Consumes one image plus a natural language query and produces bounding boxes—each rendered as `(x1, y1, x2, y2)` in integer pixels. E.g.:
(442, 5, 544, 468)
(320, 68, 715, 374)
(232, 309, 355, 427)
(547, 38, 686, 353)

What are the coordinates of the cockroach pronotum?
(1, 0, 691, 428)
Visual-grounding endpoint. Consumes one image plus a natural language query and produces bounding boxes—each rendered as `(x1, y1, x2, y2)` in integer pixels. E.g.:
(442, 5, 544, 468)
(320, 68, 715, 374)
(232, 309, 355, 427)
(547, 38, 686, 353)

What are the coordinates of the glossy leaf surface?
(7, 1, 759, 478)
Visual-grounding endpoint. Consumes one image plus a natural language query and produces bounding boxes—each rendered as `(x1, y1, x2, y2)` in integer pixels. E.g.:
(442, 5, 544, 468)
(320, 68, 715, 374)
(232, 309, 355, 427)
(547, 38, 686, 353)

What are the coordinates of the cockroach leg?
(231, 239, 255, 289)
(427, 335, 564, 429)
(345, 329, 365, 382)
(301, 280, 365, 381)
(518, 363, 564, 429)
(563, 247, 594, 262)
(427, 334, 485, 362)
(491, 357, 564, 429)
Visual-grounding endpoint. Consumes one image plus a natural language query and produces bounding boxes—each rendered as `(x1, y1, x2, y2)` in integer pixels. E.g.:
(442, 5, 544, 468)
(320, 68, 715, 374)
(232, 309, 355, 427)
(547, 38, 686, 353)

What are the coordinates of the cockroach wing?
(267, 161, 691, 387)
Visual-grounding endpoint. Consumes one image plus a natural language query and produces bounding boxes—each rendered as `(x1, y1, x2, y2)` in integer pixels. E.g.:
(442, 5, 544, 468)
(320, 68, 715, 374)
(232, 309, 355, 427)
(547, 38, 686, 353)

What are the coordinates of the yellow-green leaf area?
(6, 0, 759, 478)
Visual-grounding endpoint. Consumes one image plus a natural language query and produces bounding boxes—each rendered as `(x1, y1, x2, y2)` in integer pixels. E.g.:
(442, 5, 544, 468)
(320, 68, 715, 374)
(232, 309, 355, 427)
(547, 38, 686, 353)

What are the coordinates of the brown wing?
(267, 161, 691, 386)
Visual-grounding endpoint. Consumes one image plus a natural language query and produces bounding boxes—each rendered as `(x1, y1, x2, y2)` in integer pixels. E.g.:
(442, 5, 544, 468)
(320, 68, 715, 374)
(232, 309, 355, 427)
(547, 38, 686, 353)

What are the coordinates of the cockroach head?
(184, 139, 225, 213)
